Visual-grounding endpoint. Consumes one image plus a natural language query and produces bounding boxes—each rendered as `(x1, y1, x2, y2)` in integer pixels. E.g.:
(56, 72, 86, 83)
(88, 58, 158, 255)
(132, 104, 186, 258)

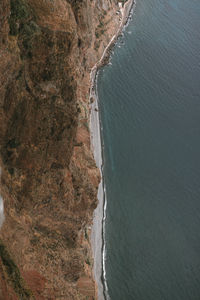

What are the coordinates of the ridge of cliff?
(0, 0, 121, 298)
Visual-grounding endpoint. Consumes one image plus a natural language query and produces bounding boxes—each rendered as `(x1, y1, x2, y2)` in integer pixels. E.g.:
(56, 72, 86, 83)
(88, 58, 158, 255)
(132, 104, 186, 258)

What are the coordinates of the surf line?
(90, 1, 136, 298)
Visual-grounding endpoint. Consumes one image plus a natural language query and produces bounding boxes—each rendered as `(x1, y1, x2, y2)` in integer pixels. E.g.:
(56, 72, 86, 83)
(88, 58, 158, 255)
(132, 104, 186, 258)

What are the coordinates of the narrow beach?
(90, 0, 135, 299)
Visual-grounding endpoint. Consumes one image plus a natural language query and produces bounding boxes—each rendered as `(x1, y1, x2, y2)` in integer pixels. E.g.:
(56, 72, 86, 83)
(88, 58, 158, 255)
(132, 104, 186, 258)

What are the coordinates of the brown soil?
(0, 0, 123, 298)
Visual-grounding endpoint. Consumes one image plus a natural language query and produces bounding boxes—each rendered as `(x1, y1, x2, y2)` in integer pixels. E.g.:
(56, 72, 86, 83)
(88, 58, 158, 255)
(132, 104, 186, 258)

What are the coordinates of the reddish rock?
(77, 276, 96, 298)
(23, 270, 46, 300)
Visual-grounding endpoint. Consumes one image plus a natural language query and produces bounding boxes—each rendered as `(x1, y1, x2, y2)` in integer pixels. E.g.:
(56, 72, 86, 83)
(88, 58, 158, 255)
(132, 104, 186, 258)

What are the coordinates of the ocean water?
(97, 0, 200, 299)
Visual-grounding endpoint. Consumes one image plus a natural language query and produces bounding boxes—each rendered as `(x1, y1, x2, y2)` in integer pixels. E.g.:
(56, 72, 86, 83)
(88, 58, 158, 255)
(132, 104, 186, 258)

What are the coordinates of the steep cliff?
(0, 0, 121, 298)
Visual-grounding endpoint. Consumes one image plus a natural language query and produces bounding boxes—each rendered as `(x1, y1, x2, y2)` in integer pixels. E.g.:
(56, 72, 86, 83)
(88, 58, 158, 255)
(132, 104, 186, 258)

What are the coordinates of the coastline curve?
(90, 0, 136, 299)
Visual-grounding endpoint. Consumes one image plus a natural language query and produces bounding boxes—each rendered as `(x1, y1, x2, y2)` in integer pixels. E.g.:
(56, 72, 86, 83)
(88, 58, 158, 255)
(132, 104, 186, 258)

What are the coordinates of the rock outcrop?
(0, 0, 121, 298)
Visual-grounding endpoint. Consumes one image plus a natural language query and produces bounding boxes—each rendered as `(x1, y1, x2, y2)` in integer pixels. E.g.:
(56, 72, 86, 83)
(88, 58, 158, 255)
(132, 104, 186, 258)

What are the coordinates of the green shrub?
(9, 0, 30, 36)
(0, 240, 33, 298)
(85, 258, 91, 265)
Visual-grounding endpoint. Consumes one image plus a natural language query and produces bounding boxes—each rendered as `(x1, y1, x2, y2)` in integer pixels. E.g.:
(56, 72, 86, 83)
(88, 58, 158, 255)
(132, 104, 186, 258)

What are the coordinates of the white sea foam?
(102, 189, 110, 300)
(0, 169, 5, 228)
(0, 196, 4, 228)
(90, 1, 136, 299)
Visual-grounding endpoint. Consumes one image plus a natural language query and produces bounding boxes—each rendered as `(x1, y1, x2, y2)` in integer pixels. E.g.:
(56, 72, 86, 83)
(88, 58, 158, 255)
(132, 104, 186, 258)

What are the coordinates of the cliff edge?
(0, 0, 121, 299)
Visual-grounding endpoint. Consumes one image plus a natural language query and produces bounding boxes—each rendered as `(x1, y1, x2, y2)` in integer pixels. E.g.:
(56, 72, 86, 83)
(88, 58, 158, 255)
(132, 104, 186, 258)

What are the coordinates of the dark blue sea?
(97, 0, 200, 299)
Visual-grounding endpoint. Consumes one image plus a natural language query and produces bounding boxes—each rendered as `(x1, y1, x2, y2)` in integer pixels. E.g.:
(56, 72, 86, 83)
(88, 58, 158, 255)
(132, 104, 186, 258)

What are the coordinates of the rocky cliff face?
(0, 0, 120, 299)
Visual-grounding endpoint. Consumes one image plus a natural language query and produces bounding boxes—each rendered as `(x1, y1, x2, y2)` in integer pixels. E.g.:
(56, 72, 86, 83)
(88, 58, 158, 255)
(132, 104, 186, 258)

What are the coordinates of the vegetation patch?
(95, 19, 106, 39)
(9, 0, 30, 36)
(94, 40, 100, 51)
(85, 258, 91, 265)
(84, 228, 88, 240)
(9, 0, 39, 58)
(0, 240, 34, 299)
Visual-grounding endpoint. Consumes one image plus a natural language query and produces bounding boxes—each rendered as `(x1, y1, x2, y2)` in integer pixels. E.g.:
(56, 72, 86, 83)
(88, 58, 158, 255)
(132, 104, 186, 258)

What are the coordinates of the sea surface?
(97, 0, 200, 299)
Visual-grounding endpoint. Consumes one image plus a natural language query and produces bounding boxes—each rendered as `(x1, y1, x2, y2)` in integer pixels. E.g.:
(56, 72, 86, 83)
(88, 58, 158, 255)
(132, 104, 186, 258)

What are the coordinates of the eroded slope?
(0, 0, 120, 298)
